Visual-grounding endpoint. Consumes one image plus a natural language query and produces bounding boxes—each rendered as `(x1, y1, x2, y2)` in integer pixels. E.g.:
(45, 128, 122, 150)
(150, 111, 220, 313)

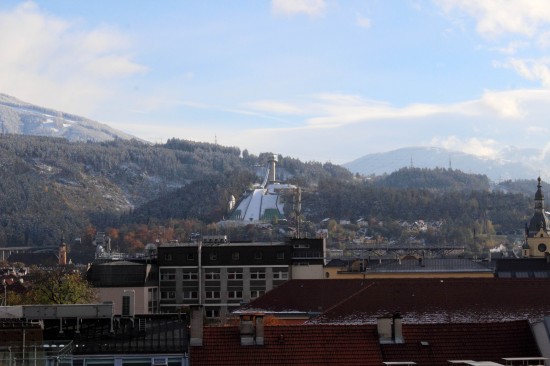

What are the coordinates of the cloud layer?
(0, 2, 146, 115)
(2, 1, 550, 165)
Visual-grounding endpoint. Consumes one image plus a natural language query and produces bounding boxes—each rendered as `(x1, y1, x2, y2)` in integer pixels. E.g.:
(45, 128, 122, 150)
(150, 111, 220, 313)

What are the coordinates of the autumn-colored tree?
(106, 227, 120, 242)
(82, 225, 97, 246)
(17, 268, 97, 305)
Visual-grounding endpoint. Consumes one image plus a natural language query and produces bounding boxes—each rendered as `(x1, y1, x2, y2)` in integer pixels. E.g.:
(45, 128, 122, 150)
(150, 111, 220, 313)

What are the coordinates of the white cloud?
(505, 58, 550, 87)
(430, 136, 500, 158)
(245, 100, 305, 115)
(271, 0, 326, 17)
(491, 40, 528, 55)
(479, 89, 524, 118)
(356, 13, 371, 28)
(436, 0, 550, 38)
(0, 1, 146, 115)
(542, 142, 550, 160)
(86, 55, 147, 77)
(527, 126, 549, 135)
(244, 89, 550, 134)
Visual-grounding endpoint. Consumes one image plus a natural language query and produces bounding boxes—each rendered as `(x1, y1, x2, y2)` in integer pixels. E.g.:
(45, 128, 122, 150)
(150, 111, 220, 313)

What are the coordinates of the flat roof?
(160, 241, 288, 248)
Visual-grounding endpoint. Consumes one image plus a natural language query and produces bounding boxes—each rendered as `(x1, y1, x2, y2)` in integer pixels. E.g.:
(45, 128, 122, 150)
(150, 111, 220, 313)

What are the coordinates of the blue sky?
(1, 0, 550, 164)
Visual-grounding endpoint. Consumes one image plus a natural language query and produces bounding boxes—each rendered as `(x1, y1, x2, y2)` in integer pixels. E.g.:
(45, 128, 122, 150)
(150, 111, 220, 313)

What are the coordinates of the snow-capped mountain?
(0, 93, 135, 142)
(343, 146, 546, 182)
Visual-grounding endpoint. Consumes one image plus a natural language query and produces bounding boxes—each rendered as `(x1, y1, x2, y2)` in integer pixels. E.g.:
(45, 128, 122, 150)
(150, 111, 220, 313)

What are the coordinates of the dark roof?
(42, 314, 187, 355)
(494, 258, 550, 278)
(366, 258, 492, 273)
(86, 260, 157, 287)
(242, 278, 550, 324)
(190, 321, 539, 366)
(496, 258, 550, 271)
(242, 279, 367, 314)
(325, 258, 350, 267)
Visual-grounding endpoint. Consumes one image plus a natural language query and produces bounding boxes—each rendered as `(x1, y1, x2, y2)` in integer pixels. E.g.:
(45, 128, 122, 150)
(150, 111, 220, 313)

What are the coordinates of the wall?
(96, 287, 153, 315)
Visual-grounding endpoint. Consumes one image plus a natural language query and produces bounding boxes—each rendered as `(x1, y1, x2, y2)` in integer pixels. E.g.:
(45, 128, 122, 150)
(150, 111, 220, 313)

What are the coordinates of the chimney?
(239, 314, 264, 346)
(256, 315, 264, 345)
(189, 305, 203, 347)
(378, 312, 404, 344)
(392, 311, 404, 344)
(377, 316, 393, 344)
(239, 314, 256, 346)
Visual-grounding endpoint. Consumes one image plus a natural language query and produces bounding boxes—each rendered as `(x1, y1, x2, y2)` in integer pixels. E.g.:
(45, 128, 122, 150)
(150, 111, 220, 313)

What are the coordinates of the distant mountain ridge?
(0, 94, 135, 142)
(343, 146, 544, 182)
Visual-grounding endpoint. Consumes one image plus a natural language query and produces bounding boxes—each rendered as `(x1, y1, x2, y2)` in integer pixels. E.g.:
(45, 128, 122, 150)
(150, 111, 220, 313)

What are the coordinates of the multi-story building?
(87, 259, 159, 315)
(157, 236, 325, 318)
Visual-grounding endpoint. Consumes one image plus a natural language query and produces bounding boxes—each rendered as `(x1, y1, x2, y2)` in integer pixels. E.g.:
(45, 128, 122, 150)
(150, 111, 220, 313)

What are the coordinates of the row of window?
(160, 270, 285, 281)
(161, 290, 265, 300)
(163, 251, 286, 262)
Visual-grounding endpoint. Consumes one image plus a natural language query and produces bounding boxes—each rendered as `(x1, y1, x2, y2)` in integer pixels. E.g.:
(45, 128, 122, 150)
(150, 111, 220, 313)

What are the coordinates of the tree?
(19, 268, 97, 305)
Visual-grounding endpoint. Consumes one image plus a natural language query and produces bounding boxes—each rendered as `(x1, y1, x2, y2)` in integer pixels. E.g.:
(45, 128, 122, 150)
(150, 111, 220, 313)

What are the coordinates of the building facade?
(86, 260, 159, 315)
(157, 237, 325, 319)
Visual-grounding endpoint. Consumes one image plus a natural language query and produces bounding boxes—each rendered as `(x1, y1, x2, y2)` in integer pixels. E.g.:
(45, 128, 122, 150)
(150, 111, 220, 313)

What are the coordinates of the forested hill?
(0, 134, 538, 251)
(0, 134, 351, 247)
(372, 167, 491, 191)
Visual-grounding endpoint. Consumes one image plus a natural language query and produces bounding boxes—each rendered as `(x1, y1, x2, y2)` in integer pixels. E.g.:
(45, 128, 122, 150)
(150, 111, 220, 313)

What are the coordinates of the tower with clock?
(523, 177, 550, 257)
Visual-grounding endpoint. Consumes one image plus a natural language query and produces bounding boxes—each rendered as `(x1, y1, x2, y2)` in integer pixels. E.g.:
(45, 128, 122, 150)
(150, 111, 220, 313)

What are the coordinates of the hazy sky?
(1, 0, 550, 164)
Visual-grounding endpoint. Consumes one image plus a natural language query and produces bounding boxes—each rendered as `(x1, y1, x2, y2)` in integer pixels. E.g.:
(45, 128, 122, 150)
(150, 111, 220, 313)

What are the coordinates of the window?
(183, 291, 198, 299)
(148, 288, 158, 313)
(228, 291, 243, 299)
(250, 290, 265, 299)
(164, 254, 173, 261)
(228, 271, 243, 280)
(273, 271, 288, 280)
(251, 271, 266, 280)
(182, 272, 198, 280)
(293, 244, 310, 248)
(160, 271, 176, 281)
(160, 291, 175, 299)
(205, 308, 220, 318)
(122, 295, 131, 316)
(187, 253, 195, 261)
(254, 251, 263, 260)
(232, 252, 240, 261)
(205, 272, 220, 280)
(276, 252, 285, 260)
(205, 291, 220, 299)
(539, 243, 547, 252)
(209, 253, 217, 261)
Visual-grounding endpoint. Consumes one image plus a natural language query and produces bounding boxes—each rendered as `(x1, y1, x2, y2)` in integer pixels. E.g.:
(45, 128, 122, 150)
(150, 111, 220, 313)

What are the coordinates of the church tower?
(524, 177, 550, 257)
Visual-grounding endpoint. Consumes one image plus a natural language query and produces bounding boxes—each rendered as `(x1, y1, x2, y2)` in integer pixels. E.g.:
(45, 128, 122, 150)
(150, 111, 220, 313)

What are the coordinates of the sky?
(1, 0, 550, 164)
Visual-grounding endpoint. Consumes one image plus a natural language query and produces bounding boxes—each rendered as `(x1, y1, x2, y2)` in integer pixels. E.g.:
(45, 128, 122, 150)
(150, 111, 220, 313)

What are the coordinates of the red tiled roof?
(190, 320, 539, 366)
(191, 324, 383, 366)
(381, 320, 539, 366)
(315, 278, 550, 324)
(241, 278, 550, 324)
